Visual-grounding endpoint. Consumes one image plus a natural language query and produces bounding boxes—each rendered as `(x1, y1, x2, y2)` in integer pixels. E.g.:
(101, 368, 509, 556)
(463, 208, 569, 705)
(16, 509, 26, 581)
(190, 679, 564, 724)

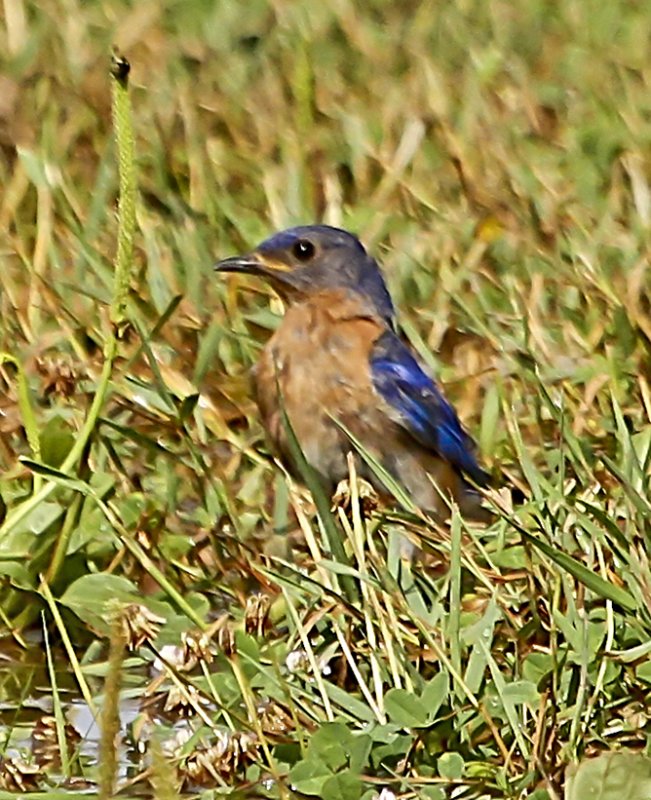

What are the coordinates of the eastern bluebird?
(216, 225, 491, 520)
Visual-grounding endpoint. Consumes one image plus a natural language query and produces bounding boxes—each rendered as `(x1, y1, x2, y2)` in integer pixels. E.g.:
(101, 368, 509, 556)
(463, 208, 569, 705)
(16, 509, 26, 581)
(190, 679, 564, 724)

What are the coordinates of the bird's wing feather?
(370, 329, 489, 485)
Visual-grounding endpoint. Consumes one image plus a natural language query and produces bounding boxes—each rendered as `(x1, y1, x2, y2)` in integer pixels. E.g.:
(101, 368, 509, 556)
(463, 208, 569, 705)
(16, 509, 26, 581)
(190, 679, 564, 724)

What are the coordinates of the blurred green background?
(1, 1, 651, 798)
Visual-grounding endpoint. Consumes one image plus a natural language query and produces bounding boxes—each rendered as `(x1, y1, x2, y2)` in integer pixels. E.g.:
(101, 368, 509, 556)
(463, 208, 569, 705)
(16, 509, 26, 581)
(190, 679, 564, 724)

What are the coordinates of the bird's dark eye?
(292, 239, 315, 261)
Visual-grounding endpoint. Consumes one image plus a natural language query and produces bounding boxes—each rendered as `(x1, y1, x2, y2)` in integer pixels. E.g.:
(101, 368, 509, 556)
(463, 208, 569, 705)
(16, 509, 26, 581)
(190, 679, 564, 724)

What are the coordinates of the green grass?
(1, 1, 651, 798)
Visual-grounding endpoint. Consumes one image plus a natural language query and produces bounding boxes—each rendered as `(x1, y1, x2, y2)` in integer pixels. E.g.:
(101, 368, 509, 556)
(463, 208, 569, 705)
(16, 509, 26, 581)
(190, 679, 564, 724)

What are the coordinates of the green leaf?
(420, 788, 446, 800)
(306, 723, 372, 774)
(385, 688, 429, 728)
(635, 661, 651, 684)
(565, 751, 651, 800)
(522, 653, 554, 685)
(325, 684, 378, 724)
(39, 416, 75, 468)
(309, 733, 348, 772)
(308, 723, 352, 754)
(321, 769, 362, 800)
(11, 500, 65, 536)
(369, 733, 413, 769)
(421, 671, 449, 723)
(501, 680, 540, 706)
(438, 751, 465, 780)
(463, 599, 501, 693)
(288, 758, 332, 795)
(19, 460, 90, 495)
(491, 545, 529, 569)
(347, 733, 372, 774)
(0, 501, 65, 559)
(58, 574, 142, 633)
(0, 561, 33, 590)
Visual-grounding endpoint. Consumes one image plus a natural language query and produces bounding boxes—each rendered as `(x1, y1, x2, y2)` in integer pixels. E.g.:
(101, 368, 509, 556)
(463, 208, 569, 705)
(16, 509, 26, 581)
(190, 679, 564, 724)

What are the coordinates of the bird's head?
(215, 225, 395, 324)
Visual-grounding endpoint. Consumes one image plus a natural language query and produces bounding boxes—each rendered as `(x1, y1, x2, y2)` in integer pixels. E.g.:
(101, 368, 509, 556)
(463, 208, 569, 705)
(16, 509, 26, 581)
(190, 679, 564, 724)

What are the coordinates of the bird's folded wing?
(370, 329, 490, 486)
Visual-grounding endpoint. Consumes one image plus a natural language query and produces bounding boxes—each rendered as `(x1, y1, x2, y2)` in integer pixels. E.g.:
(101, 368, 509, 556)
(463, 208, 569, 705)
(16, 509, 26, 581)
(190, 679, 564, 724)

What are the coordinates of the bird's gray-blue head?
(215, 225, 395, 325)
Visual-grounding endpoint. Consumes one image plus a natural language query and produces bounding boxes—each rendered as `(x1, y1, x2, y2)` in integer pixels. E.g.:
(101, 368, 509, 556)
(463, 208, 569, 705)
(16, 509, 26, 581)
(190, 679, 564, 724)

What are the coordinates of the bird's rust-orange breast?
(254, 289, 385, 481)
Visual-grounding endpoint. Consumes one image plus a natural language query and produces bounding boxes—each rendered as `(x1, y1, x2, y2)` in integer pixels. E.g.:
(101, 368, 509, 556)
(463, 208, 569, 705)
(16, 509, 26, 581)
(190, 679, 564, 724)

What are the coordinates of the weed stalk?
(0, 51, 138, 544)
(99, 607, 127, 800)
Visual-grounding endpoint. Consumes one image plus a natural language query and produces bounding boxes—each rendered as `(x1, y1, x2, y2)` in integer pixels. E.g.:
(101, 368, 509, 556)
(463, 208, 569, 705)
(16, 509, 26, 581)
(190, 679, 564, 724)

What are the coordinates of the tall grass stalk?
(0, 53, 138, 552)
(98, 607, 127, 800)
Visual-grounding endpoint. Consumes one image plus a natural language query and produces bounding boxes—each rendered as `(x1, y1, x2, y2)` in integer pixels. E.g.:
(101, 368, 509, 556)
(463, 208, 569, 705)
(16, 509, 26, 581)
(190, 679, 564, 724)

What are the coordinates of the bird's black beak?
(215, 253, 296, 288)
(214, 254, 266, 275)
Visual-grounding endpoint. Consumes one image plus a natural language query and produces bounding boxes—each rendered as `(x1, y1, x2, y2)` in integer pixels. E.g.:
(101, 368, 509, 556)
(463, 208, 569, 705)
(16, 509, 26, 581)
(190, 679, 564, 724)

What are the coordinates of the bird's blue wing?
(370, 330, 490, 486)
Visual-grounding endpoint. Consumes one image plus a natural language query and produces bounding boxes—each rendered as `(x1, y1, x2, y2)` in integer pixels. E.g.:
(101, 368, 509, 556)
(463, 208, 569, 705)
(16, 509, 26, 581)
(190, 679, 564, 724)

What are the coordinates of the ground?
(0, 1, 650, 798)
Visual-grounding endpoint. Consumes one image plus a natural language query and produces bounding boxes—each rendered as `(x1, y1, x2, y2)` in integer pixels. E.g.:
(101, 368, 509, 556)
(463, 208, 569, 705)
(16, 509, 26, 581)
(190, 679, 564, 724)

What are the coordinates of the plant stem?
(0, 52, 138, 557)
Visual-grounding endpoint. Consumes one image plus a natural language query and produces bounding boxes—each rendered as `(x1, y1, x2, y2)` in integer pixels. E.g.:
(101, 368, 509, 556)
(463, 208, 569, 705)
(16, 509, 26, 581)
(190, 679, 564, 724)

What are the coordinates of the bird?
(215, 224, 491, 520)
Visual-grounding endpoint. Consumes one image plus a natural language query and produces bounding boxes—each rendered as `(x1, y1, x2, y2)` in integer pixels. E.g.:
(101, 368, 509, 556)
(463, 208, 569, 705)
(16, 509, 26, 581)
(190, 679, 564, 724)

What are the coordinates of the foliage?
(1, 0, 651, 798)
